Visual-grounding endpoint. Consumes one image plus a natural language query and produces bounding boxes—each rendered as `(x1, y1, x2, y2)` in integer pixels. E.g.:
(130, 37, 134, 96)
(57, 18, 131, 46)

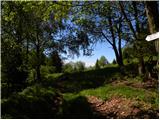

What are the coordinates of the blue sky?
(64, 41, 116, 67)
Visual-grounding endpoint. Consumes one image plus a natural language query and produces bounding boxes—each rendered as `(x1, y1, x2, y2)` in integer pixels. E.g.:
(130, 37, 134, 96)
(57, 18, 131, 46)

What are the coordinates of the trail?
(87, 96, 158, 119)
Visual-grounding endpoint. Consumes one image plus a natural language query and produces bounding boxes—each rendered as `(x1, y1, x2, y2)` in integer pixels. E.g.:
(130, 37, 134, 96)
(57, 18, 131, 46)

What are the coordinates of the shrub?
(1, 85, 63, 119)
(62, 63, 74, 73)
(1, 83, 9, 98)
(40, 65, 56, 75)
(41, 73, 63, 86)
(27, 66, 56, 84)
(27, 69, 36, 84)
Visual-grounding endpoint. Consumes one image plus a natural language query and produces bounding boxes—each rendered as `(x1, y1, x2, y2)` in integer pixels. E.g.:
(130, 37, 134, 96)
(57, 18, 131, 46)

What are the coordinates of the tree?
(2, 1, 78, 83)
(118, 1, 155, 75)
(63, 62, 74, 73)
(74, 61, 85, 72)
(99, 56, 109, 67)
(71, 1, 129, 67)
(1, 1, 30, 93)
(50, 51, 63, 73)
(145, 1, 159, 53)
(144, 1, 159, 78)
(95, 59, 100, 70)
(112, 59, 117, 64)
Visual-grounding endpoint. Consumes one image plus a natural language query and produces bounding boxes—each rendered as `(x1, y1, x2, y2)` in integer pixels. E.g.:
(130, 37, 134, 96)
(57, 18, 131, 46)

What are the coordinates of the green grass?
(46, 73, 63, 79)
(63, 84, 158, 108)
(50, 62, 158, 112)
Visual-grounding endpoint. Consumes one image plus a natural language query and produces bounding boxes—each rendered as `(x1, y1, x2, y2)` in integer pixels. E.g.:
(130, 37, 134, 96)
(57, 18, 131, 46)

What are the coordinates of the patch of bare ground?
(111, 79, 158, 90)
(87, 96, 158, 119)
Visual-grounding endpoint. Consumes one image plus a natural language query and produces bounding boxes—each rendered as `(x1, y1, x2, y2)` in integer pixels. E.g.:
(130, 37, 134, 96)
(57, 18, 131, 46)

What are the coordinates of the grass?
(2, 59, 159, 118)
(62, 79, 158, 118)
(59, 63, 158, 110)
(46, 73, 63, 79)
(52, 65, 123, 93)
(63, 84, 158, 109)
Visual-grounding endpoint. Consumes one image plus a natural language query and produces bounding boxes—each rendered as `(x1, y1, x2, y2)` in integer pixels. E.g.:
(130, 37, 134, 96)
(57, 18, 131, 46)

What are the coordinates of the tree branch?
(119, 2, 137, 39)
(54, 1, 97, 8)
(101, 31, 113, 46)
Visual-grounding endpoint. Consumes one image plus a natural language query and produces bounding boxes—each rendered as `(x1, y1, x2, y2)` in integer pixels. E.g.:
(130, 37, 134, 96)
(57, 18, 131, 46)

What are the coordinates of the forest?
(1, 1, 159, 119)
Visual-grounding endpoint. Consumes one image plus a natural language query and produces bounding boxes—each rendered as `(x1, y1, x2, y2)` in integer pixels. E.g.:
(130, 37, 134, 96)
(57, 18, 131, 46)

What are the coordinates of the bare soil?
(87, 96, 158, 119)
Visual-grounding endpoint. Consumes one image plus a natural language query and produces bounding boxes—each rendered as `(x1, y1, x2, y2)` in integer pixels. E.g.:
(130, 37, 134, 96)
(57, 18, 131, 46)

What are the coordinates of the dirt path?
(87, 96, 158, 119)
(110, 79, 158, 90)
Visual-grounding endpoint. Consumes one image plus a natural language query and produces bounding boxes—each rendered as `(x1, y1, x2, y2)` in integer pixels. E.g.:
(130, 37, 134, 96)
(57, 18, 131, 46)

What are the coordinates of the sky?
(64, 42, 116, 67)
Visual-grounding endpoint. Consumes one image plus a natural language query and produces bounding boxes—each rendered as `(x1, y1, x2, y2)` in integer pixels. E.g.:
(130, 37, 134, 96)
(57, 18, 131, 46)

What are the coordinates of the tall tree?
(74, 61, 85, 72)
(145, 1, 159, 53)
(2, 1, 90, 84)
(99, 56, 109, 67)
(2, 1, 29, 93)
(95, 59, 100, 70)
(71, 1, 128, 67)
(50, 51, 63, 73)
(118, 1, 153, 75)
(12, 1, 71, 82)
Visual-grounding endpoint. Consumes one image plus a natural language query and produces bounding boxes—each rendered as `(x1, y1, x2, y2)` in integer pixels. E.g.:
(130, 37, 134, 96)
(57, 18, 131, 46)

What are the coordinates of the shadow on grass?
(60, 96, 104, 119)
(60, 95, 159, 119)
(52, 64, 138, 93)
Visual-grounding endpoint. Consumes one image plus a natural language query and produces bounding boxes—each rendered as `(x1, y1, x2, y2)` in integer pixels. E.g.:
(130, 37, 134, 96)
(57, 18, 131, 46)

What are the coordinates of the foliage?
(28, 50, 46, 69)
(63, 62, 75, 73)
(112, 59, 117, 64)
(48, 51, 63, 73)
(1, 1, 85, 84)
(1, 1, 159, 119)
(74, 61, 85, 72)
(98, 56, 109, 67)
(95, 59, 100, 69)
(1, 85, 63, 119)
(41, 73, 63, 87)
(61, 96, 94, 118)
(27, 65, 56, 85)
(123, 40, 156, 61)
(63, 61, 85, 73)
(27, 69, 36, 84)
(1, 83, 10, 99)
(2, 37, 28, 93)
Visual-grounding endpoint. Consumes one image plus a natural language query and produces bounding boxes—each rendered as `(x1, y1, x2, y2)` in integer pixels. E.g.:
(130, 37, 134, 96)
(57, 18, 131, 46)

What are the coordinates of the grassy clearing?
(45, 63, 158, 116)
(63, 84, 158, 109)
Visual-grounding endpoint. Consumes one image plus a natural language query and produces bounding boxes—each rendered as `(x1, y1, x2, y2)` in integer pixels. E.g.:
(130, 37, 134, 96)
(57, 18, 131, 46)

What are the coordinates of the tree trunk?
(117, 21, 124, 67)
(112, 45, 124, 67)
(138, 56, 145, 75)
(36, 45, 41, 82)
(107, 8, 123, 67)
(132, 1, 140, 33)
(145, 1, 159, 53)
(35, 30, 41, 82)
(119, 2, 137, 39)
(26, 38, 29, 64)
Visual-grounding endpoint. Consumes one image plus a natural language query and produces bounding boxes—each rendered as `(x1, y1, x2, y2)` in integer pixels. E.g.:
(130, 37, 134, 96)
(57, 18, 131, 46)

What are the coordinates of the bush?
(1, 85, 63, 119)
(1, 83, 9, 98)
(41, 73, 63, 86)
(62, 63, 74, 73)
(61, 96, 94, 118)
(27, 66, 56, 84)
(27, 69, 36, 84)
(40, 65, 56, 75)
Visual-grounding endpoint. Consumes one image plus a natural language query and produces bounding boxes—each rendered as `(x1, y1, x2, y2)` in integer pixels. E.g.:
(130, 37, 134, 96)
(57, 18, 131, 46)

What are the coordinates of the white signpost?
(146, 32, 159, 41)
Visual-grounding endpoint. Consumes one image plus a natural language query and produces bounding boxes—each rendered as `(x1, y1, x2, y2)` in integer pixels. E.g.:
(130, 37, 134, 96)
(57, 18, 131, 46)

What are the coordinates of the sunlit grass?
(63, 84, 159, 108)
